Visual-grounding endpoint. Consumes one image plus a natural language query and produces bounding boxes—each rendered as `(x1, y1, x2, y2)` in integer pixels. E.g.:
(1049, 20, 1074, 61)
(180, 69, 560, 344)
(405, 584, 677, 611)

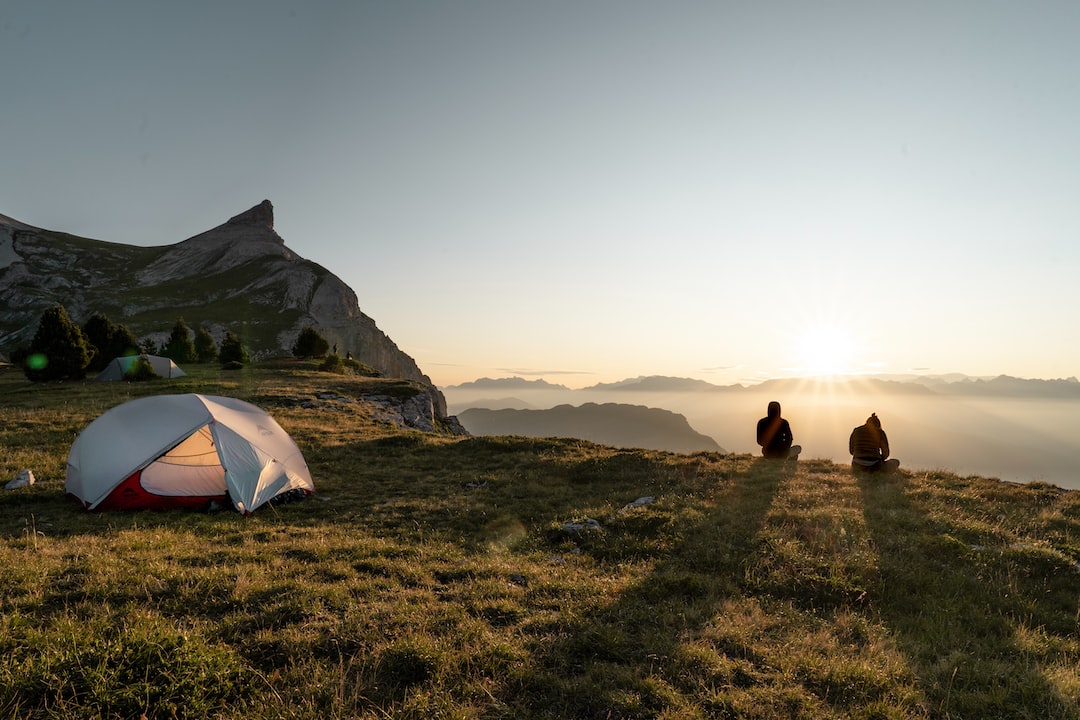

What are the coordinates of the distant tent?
(66, 394, 313, 514)
(95, 354, 186, 381)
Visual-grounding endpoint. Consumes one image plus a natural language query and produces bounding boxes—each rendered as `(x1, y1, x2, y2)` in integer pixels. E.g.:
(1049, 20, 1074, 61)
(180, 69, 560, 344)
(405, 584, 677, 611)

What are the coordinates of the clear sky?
(3, 1, 1079, 389)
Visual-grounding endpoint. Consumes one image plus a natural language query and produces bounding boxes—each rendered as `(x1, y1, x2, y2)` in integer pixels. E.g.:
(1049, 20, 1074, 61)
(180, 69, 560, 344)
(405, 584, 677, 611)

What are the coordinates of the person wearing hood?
(756, 401, 801, 460)
(849, 413, 900, 473)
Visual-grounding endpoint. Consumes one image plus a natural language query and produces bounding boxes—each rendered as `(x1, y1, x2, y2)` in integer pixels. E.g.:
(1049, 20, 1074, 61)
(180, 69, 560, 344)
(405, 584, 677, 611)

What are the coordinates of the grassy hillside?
(0, 363, 1077, 719)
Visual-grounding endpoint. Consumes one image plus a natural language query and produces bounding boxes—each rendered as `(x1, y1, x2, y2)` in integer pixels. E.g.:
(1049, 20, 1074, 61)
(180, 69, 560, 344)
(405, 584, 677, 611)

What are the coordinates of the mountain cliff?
(0, 201, 442, 405)
(458, 403, 725, 454)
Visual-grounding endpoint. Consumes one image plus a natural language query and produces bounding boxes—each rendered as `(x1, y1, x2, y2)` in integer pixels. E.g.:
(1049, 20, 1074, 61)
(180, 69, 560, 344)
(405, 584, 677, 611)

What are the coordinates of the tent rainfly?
(66, 394, 313, 514)
(95, 354, 186, 381)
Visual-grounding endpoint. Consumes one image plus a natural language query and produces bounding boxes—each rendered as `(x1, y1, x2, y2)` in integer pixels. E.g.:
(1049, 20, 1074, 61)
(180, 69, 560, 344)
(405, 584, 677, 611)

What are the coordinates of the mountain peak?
(0, 203, 438, 396)
(226, 200, 274, 229)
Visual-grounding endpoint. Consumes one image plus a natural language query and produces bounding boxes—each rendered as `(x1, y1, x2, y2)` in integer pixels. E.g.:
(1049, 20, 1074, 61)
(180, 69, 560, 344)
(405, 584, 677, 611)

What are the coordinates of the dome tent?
(66, 394, 313, 514)
(95, 354, 186, 381)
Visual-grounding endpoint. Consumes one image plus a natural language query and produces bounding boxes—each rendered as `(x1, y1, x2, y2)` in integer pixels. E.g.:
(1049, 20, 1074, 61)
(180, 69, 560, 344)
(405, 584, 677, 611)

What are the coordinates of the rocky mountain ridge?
(0, 201, 447, 414)
(458, 402, 724, 454)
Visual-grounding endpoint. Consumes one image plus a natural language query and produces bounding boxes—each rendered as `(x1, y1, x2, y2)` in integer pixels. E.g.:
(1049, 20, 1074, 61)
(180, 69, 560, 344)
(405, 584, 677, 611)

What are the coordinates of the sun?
(796, 325, 855, 377)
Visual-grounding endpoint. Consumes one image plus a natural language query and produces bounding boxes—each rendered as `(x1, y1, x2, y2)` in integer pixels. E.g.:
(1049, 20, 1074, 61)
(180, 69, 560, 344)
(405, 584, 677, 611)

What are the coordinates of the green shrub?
(123, 355, 159, 381)
(24, 305, 91, 382)
(82, 312, 140, 372)
(292, 326, 330, 359)
(319, 354, 347, 374)
(219, 331, 250, 365)
(194, 326, 219, 363)
(161, 318, 196, 363)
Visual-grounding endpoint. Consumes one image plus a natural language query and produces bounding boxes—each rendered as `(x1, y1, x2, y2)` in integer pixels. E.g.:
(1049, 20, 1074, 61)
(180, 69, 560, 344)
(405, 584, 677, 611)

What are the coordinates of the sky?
(3, 1, 1079, 389)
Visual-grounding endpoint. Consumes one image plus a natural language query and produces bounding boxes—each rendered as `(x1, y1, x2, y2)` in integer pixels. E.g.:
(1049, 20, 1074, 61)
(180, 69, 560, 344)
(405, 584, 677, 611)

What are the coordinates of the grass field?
(0, 363, 1077, 719)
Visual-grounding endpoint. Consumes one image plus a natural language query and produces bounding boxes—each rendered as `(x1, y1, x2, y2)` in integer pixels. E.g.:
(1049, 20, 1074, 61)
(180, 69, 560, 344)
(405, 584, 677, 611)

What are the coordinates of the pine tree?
(291, 326, 330, 359)
(82, 313, 140, 371)
(24, 305, 91, 382)
(81, 313, 111, 371)
(219, 331, 250, 365)
(112, 324, 140, 358)
(194, 326, 219, 363)
(161, 318, 196, 364)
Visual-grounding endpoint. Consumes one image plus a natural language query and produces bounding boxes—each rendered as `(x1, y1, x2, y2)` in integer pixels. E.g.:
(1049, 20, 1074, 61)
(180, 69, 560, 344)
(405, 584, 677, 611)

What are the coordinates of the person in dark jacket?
(849, 413, 900, 473)
(756, 401, 801, 460)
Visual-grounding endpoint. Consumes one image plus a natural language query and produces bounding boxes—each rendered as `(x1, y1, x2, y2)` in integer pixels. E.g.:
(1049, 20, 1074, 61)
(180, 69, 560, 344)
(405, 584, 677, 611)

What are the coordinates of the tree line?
(10, 305, 355, 382)
(11, 305, 251, 382)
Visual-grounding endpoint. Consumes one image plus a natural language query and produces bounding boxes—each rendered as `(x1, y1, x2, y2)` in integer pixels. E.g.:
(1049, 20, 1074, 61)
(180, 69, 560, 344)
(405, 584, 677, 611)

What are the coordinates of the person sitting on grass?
(849, 413, 900, 473)
(756, 401, 801, 460)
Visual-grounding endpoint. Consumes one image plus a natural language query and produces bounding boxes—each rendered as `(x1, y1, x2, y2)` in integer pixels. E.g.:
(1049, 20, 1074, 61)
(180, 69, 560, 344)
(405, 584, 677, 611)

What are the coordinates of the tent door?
(140, 424, 227, 496)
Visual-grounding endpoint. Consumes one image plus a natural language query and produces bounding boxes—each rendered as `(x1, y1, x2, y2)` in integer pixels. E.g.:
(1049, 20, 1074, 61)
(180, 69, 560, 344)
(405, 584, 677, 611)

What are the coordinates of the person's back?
(757, 401, 800, 460)
(849, 413, 899, 473)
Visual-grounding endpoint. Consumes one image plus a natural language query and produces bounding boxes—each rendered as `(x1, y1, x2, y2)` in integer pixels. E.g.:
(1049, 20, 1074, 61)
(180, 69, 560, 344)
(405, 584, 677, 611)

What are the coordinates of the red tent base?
(86, 470, 229, 512)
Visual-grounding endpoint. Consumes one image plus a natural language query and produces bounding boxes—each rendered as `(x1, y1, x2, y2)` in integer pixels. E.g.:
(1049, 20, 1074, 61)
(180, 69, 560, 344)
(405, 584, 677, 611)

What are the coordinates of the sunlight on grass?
(0, 363, 1077, 719)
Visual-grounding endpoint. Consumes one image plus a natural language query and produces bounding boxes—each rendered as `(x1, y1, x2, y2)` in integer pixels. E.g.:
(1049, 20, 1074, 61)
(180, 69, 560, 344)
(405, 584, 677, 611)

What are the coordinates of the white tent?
(95, 354, 186, 381)
(66, 394, 313, 514)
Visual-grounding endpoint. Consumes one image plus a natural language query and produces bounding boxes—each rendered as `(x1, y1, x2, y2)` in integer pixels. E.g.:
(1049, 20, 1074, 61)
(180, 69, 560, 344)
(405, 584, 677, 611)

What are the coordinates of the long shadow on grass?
(0, 489, 243, 539)
(311, 435, 740, 543)
(858, 476, 1077, 719)
(497, 455, 793, 718)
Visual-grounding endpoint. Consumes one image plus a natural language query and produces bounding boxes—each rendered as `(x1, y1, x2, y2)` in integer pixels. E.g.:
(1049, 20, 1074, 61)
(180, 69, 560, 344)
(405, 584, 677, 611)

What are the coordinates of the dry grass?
(0, 363, 1077, 719)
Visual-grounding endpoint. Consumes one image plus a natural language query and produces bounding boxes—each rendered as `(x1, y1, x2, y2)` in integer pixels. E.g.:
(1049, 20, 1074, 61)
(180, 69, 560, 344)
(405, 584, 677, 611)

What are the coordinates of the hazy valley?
(447, 375, 1080, 490)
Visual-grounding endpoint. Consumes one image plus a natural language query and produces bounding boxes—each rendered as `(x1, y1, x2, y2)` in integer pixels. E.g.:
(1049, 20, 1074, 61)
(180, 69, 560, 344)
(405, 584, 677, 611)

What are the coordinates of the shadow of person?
(857, 476, 1075, 718)
(752, 455, 800, 479)
(501, 454, 788, 717)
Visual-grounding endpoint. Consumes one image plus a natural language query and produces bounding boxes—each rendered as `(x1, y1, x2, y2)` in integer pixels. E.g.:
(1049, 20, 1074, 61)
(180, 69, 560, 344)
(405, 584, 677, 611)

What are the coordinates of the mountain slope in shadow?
(458, 402, 725, 454)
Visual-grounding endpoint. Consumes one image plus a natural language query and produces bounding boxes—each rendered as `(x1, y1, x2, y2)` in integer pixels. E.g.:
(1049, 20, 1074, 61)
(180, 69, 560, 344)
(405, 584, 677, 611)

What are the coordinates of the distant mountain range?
(448, 373, 1080, 398)
(448, 373, 1080, 478)
(458, 403, 724, 454)
(0, 201, 436, 392)
(453, 377, 571, 391)
(583, 376, 727, 392)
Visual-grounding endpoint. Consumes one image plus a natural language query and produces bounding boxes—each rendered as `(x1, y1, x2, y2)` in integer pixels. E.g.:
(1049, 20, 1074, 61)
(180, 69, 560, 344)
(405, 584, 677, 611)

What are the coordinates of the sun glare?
(796, 326, 855, 377)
